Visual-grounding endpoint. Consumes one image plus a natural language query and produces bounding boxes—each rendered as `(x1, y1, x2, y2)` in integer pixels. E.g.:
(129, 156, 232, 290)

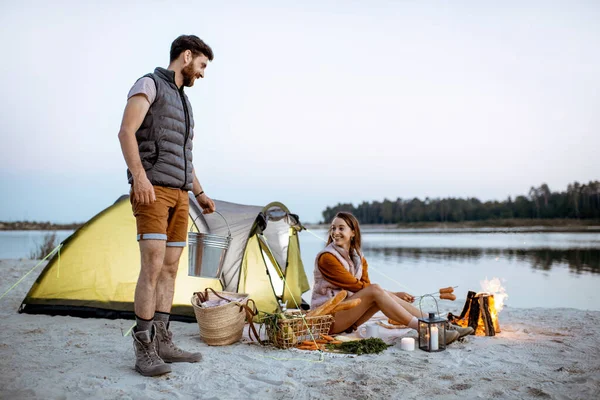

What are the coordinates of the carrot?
(321, 334, 335, 342)
(300, 340, 318, 346)
(440, 293, 456, 301)
(306, 290, 348, 317)
(331, 298, 362, 313)
(297, 345, 317, 351)
(329, 340, 343, 345)
(315, 339, 329, 344)
(439, 287, 454, 294)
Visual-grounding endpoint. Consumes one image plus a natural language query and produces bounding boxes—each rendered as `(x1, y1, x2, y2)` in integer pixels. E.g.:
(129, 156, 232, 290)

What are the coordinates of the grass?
(29, 232, 59, 260)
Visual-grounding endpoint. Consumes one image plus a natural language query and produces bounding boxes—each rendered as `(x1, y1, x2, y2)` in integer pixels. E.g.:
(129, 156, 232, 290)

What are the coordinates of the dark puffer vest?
(127, 67, 194, 190)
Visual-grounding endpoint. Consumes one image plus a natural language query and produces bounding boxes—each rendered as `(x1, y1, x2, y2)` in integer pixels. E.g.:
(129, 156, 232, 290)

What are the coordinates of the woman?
(311, 212, 472, 343)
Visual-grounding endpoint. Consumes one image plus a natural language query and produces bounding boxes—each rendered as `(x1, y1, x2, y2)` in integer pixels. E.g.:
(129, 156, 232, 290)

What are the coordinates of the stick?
(414, 286, 459, 300)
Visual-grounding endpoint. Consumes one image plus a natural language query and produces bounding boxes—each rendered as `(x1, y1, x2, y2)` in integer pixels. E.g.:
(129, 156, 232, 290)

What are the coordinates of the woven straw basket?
(191, 289, 249, 346)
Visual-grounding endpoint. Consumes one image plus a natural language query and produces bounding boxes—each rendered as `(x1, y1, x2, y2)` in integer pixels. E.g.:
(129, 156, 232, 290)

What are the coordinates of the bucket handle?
(191, 210, 232, 238)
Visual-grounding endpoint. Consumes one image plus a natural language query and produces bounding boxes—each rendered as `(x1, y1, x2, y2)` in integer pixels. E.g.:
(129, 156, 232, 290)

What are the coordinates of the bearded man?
(117, 35, 216, 377)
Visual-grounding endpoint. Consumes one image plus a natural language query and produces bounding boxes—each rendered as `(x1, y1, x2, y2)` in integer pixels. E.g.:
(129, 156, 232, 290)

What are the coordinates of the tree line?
(0, 221, 82, 231)
(322, 181, 600, 224)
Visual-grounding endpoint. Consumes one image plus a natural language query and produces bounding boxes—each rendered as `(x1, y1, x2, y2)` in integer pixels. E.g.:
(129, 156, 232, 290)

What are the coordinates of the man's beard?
(181, 63, 197, 87)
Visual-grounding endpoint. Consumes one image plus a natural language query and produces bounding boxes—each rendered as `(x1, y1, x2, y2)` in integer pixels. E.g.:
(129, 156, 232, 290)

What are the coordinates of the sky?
(0, 0, 598, 223)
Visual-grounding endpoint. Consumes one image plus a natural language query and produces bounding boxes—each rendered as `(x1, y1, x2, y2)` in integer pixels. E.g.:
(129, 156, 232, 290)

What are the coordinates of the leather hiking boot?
(132, 327, 171, 377)
(445, 330, 460, 346)
(447, 323, 475, 338)
(154, 321, 202, 363)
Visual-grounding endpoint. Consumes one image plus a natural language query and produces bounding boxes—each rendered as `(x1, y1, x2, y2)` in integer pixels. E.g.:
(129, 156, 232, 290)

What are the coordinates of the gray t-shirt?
(127, 77, 156, 105)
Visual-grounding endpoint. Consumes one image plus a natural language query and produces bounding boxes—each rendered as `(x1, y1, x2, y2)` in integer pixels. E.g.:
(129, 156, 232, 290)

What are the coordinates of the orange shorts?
(130, 186, 189, 247)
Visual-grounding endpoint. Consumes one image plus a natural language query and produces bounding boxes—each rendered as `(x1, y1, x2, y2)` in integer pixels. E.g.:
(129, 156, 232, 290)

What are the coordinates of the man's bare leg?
(155, 246, 184, 314)
(131, 239, 171, 376)
(134, 240, 167, 321)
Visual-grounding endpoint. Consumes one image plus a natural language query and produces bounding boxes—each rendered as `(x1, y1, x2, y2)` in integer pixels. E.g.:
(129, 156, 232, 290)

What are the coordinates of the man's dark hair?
(170, 35, 214, 62)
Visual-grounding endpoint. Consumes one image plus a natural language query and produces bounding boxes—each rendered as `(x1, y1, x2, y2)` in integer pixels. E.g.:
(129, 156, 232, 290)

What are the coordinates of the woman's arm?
(318, 253, 369, 292)
(389, 291, 415, 303)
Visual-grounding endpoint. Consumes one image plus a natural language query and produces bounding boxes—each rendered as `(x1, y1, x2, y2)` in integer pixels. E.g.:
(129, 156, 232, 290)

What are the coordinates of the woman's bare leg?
(353, 305, 379, 327)
(330, 284, 418, 333)
(329, 305, 379, 335)
(330, 301, 376, 334)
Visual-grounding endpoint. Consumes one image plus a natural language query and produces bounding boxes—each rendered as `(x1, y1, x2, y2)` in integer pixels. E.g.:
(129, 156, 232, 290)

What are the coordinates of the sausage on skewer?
(439, 287, 454, 294)
(440, 293, 456, 301)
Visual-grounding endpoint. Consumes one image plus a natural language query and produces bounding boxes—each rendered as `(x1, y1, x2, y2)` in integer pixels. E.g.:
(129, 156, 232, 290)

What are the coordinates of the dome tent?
(19, 195, 311, 321)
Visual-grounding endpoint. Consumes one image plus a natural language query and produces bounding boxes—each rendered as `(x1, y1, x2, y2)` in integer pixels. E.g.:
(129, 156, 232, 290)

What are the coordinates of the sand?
(1, 259, 599, 400)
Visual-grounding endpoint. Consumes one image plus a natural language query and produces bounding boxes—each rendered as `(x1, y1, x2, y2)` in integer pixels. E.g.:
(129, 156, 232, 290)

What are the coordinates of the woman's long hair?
(326, 211, 362, 256)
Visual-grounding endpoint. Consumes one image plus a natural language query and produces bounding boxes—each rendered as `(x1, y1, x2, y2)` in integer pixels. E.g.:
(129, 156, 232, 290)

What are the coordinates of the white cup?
(359, 324, 379, 338)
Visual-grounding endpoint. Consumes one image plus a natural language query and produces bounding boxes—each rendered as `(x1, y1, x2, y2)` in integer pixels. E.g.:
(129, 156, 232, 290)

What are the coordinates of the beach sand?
(1, 259, 599, 400)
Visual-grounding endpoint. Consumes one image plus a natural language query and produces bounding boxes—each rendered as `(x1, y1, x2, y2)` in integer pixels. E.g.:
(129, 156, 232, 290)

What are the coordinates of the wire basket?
(265, 311, 334, 349)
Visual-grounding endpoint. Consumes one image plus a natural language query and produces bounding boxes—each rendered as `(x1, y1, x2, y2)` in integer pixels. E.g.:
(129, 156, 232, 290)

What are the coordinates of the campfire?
(448, 278, 508, 336)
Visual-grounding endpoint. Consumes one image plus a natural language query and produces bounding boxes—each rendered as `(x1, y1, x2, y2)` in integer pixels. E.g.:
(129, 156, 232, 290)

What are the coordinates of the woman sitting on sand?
(311, 211, 472, 344)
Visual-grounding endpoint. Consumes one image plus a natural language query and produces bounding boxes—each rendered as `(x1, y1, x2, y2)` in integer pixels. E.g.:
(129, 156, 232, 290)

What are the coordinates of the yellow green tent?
(19, 196, 310, 321)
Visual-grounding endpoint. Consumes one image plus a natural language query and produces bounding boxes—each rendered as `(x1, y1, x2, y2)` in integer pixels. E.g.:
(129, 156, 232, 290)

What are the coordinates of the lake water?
(2, 229, 600, 311)
(0, 230, 74, 259)
(298, 229, 600, 311)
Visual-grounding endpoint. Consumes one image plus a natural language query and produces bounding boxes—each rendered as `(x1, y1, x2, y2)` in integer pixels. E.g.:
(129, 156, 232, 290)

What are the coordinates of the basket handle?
(242, 299, 262, 344)
(194, 288, 234, 305)
(195, 291, 207, 304)
(197, 288, 249, 310)
(204, 287, 234, 303)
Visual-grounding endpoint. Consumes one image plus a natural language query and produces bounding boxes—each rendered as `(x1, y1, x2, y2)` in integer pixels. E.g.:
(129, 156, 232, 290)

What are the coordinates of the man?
(118, 35, 216, 377)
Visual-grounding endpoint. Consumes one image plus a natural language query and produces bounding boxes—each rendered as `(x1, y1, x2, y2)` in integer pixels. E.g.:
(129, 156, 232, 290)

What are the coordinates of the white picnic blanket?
(338, 312, 416, 344)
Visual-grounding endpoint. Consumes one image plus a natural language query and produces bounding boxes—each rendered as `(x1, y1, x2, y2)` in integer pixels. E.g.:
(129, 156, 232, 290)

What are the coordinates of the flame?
(479, 277, 508, 313)
(475, 293, 501, 335)
(450, 278, 507, 336)
(475, 309, 486, 336)
(488, 295, 500, 333)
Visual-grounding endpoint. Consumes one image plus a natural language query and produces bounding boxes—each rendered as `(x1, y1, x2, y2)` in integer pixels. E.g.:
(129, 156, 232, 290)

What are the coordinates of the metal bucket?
(188, 211, 232, 279)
